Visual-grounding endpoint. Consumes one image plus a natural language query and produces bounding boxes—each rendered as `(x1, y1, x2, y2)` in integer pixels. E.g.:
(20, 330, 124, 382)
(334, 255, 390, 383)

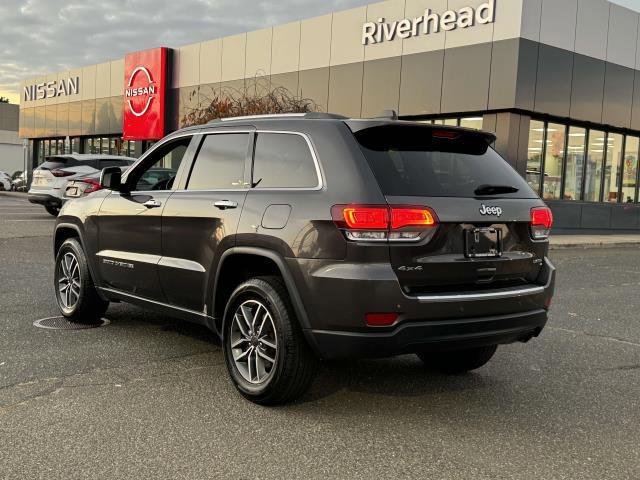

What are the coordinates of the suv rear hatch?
(31, 157, 81, 191)
(349, 122, 550, 296)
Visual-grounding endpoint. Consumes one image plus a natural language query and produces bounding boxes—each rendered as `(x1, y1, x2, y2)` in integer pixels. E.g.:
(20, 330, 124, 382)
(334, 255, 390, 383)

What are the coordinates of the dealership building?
(17, 0, 640, 232)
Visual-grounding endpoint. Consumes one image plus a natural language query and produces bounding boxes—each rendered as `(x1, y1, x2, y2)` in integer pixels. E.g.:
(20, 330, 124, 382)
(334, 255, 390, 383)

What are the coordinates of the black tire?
(416, 345, 498, 374)
(222, 276, 319, 405)
(45, 205, 60, 216)
(54, 238, 108, 324)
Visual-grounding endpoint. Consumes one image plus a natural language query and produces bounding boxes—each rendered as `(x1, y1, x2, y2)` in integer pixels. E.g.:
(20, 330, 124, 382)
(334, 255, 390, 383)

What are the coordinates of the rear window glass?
(355, 125, 536, 199)
(39, 157, 79, 170)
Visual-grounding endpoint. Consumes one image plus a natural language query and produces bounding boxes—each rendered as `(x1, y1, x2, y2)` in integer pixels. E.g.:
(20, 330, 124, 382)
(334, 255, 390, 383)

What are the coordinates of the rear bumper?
(310, 309, 547, 359)
(293, 257, 555, 359)
(28, 192, 62, 207)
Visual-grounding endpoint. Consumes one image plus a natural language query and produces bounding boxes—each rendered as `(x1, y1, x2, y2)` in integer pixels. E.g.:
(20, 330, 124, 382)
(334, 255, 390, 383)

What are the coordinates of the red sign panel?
(123, 47, 168, 140)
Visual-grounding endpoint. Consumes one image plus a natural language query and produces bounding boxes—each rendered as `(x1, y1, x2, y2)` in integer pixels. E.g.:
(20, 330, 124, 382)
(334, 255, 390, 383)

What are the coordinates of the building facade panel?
(602, 63, 635, 128)
(110, 60, 124, 97)
(174, 43, 201, 88)
(441, 43, 492, 113)
(328, 62, 363, 117)
(488, 39, 519, 110)
(298, 68, 329, 111)
(570, 54, 606, 125)
(398, 50, 444, 116)
(271, 22, 301, 75)
(95, 62, 111, 99)
(221, 34, 247, 82)
(361, 56, 401, 117)
(402, 0, 447, 55)
(574, 0, 610, 61)
(514, 38, 538, 110)
(330, 6, 366, 66)
(56, 102, 69, 138)
(445, 0, 495, 49)
(364, 0, 405, 61)
(245, 28, 273, 77)
(199, 39, 223, 84)
(534, 44, 573, 118)
(299, 15, 332, 71)
(539, 0, 577, 52)
(606, 4, 639, 70)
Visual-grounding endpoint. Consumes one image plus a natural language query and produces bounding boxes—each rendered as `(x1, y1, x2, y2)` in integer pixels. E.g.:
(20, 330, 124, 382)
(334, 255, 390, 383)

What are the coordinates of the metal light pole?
(22, 139, 28, 191)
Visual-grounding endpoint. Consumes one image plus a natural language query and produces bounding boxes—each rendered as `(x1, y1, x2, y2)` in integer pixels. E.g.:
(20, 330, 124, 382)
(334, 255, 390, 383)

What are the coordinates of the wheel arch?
(54, 222, 108, 302)
(211, 247, 318, 353)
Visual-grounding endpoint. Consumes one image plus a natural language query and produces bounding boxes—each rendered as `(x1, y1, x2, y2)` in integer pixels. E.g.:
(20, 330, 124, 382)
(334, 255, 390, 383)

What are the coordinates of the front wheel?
(222, 276, 318, 405)
(54, 238, 108, 323)
(45, 205, 60, 216)
(416, 345, 498, 374)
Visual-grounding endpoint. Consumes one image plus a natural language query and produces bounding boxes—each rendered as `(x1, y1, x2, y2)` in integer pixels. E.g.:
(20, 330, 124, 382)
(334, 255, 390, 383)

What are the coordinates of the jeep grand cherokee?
(53, 112, 555, 405)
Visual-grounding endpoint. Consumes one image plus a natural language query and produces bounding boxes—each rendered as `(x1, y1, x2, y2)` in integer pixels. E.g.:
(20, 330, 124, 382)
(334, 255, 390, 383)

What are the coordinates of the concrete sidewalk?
(549, 234, 640, 249)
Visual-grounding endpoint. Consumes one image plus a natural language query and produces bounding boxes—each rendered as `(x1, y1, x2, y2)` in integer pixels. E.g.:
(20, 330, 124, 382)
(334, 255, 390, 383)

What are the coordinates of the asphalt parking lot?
(0, 193, 639, 480)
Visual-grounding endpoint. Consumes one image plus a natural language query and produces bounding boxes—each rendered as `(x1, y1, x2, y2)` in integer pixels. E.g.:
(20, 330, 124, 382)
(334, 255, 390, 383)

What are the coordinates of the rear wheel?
(45, 205, 60, 216)
(54, 238, 108, 324)
(222, 276, 318, 405)
(416, 345, 498, 374)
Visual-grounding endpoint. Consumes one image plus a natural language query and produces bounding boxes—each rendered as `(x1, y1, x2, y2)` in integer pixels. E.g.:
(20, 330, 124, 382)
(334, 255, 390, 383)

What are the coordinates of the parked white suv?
(28, 155, 135, 216)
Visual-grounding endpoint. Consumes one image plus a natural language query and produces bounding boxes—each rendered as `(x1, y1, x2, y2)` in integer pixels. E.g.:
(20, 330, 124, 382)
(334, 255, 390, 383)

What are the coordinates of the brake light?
(332, 205, 438, 242)
(531, 207, 553, 240)
(432, 130, 460, 139)
(51, 169, 74, 178)
(81, 178, 102, 194)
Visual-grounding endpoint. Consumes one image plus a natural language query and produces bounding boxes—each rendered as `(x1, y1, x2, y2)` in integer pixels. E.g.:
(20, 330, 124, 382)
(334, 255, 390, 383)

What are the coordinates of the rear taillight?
(365, 313, 399, 327)
(81, 178, 102, 194)
(332, 205, 438, 243)
(531, 206, 553, 240)
(51, 169, 74, 178)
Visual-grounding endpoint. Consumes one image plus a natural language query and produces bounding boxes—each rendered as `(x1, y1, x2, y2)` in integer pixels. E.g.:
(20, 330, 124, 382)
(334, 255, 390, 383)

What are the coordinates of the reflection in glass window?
(584, 130, 605, 202)
(564, 127, 586, 201)
(460, 117, 483, 130)
(604, 134, 623, 203)
(622, 136, 639, 203)
(543, 123, 566, 200)
(526, 121, 545, 194)
(444, 118, 458, 126)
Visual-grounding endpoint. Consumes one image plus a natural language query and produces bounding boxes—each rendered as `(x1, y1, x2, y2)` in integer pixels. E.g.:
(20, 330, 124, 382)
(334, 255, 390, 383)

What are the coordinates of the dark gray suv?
(53, 113, 555, 404)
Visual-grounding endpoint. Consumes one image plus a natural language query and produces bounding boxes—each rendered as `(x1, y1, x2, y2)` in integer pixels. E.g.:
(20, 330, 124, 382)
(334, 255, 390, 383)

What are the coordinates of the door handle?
(214, 200, 238, 210)
(142, 199, 162, 208)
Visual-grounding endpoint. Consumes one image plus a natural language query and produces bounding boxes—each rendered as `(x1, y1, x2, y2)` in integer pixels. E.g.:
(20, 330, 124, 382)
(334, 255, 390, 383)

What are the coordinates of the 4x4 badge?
(479, 204, 502, 217)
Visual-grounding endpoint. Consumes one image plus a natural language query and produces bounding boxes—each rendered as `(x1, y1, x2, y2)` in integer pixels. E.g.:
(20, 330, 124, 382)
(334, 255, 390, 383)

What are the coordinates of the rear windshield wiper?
(474, 184, 519, 196)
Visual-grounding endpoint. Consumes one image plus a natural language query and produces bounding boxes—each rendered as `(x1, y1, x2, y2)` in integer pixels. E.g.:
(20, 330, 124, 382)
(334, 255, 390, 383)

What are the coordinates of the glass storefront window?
(584, 130, 605, 202)
(71, 138, 80, 154)
(459, 117, 483, 130)
(543, 123, 566, 200)
(43, 140, 50, 158)
(564, 127, 586, 201)
(622, 136, 639, 203)
(526, 121, 545, 194)
(604, 133, 623, 203)
(100, 138, 109, 155)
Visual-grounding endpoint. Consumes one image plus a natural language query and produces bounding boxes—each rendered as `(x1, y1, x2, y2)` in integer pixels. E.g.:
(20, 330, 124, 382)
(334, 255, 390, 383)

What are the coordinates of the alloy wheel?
(57, 252, 81, 310)
(230, 299, 278, 384)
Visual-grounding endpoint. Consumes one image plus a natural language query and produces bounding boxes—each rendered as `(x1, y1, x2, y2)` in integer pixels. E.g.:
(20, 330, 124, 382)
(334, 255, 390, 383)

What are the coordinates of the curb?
(549, 241, 640, 250)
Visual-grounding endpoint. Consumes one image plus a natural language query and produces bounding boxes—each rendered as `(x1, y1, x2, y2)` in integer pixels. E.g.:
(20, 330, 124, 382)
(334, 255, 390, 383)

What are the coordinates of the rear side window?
(252, 133, 319, 188)
(187, 133, 248, 190)
(355, 125, 536, 199)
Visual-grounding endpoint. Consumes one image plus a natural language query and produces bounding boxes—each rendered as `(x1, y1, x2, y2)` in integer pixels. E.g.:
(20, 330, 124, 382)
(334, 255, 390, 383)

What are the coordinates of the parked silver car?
(28, 154, 135, 216)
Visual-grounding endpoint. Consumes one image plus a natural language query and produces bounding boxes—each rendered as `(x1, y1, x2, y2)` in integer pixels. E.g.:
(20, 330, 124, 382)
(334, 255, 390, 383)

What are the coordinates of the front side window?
(187, 133, 248, 190)
(252, 133, 319, 189)
(128, 137, 191, 191)
(584, 130, 605, 202)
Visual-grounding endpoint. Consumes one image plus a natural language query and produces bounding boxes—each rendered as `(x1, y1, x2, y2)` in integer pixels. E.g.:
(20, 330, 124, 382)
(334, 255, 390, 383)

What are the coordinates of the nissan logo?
(479, 204, 502, 217)
(125, 66, 157, 117)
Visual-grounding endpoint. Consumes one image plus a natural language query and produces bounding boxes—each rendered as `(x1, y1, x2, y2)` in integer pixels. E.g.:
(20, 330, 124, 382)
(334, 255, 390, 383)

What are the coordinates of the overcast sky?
(1, 0, 639, 104)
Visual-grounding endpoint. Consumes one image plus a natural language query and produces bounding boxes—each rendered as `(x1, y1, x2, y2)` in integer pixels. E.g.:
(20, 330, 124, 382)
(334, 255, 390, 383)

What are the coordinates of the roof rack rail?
(207, 112, 348, 123)
(372, 110, 398, 120)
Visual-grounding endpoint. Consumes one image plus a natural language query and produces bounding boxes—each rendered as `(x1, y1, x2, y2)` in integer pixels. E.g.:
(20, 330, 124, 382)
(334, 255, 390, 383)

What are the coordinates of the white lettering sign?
(362, 0, 495, 45)
(23, 77, 80, 102)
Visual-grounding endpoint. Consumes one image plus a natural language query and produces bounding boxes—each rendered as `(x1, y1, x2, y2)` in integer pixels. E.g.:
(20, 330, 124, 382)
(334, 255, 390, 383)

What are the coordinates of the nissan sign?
(123, 47, 168, 140)
(23, 77, 80, 102)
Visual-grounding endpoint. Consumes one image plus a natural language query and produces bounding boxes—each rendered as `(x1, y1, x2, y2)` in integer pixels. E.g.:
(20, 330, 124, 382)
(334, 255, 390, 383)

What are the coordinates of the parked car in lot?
(53, 112, 555, 405)
(11, 171, 27, 192)
(29, 154, 135, 216)
(64, 167, 176, 202)
(0, 171, 11, 191)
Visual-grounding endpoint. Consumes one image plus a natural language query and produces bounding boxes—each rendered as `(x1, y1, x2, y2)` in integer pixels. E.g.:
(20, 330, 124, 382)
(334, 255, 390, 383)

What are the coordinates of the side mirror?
(100, 167, 123, 191)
